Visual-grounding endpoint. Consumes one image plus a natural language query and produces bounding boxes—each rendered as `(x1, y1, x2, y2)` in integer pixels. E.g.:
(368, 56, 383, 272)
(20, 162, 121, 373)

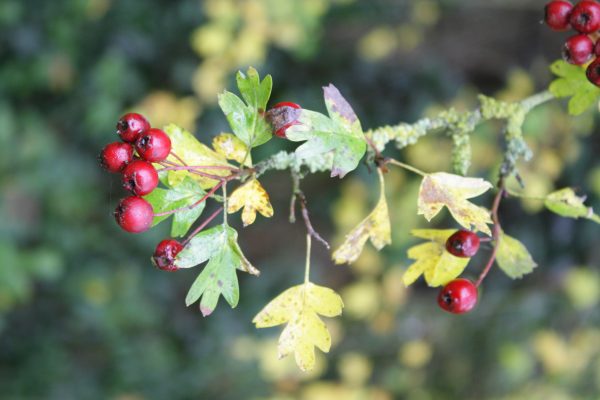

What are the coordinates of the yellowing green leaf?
(418, 172, 493, 235)
(178, 225, 259, 316)
(212, 132, 252, 167)
(227, 178, 273, 226)
(163, 124, 232, 189)
(544, 188, 600, 224)
(495, 232, 537, 279)
(253, 282, 343, 371)
(403, 229, 470, 287)
(332, 170, 391, 264)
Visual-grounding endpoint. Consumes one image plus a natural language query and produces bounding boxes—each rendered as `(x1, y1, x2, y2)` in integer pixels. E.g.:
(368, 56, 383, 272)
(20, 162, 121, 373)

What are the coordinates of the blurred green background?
(1, 0, 600, 399)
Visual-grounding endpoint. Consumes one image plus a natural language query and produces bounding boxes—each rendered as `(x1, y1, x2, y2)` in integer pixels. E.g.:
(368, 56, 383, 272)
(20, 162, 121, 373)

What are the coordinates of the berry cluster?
(437, 230, 481, 314)
(544, 0, 600, 86)
(99, 113, 183, 271)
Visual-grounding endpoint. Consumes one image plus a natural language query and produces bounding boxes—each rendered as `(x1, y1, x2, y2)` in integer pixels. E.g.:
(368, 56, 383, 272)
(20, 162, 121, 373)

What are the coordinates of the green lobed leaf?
(218, 68, 273, 148)
(544, 188, 600, 224)
(143, 177, 206, 237)
(177, 225, 259, 316)
(285, 84, 366, 178)
(495, 233, 537, 279)
(549, 60, 600, 116)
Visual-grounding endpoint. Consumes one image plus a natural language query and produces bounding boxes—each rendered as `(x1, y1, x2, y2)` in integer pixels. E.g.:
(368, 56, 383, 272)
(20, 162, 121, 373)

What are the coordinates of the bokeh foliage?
(1, 0, 599, 399)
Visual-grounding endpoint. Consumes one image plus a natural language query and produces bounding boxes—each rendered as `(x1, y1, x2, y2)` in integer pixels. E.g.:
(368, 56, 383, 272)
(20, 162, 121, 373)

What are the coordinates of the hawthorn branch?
(254, 90, 555, 176)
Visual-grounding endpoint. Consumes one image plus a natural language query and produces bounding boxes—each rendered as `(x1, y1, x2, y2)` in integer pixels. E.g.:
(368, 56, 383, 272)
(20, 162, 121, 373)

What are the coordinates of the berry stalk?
(475, 180, 506, 287)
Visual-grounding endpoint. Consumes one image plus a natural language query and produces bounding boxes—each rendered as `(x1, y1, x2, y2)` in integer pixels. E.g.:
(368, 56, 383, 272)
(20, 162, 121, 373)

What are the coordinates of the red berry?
(116, 113, 150, 143)
(586, 57, 600, 85)
(569, 0, 600, 33)
(563, 34, 594, 65)
(594, 38, 600, 55)
(265, 101, 302, 138)
(122, 160, 159, 196)
(544, 1, 574, 31)
(114, 196, 154, 233)
(135, 128, 172, 162)
(99, 142, 134, 173)
(152, 239, 184, 271)
(437, 279, 478, 314)
(445, 230, 481, 258)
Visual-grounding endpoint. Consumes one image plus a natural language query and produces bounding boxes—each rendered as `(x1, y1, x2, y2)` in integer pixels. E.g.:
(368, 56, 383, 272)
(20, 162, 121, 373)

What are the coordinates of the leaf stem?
(385, 158, 427, 177)
(182, 206, 224, 246)
(169, 151, 188, 166)
(222, 182, 228, 226)
(304, 234, 311, 284)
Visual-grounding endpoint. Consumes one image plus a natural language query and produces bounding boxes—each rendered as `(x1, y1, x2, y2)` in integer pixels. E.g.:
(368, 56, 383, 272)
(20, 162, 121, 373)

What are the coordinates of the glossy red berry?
(135, 128, 172, 162)
(586, 57, 600, 86)
(569, 0, 600, 33)
(114, 196, 154, 233)
(265, 101, 302, 138)
(122, 160, 159, 196)
(446, 230, 481, 258)
(99, 142, 134, 173)
(116, 113, 150, 143)
(152, 239, 184, 271)
(544, 1, 574, 31)
(563, 34, 594, 65)
(437, 279, 478, 314)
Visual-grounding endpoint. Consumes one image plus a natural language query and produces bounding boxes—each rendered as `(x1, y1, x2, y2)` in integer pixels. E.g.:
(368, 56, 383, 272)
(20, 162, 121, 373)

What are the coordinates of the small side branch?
(290, 170, 330, 250)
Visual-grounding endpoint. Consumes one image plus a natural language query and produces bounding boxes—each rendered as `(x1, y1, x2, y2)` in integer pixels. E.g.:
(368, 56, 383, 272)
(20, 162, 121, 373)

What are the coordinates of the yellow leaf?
(253, 282, 343, 371)
(227, 178, 273, 226)
(163, 124, 232, 189)
(332, 170, 391, 264)
(212, 132, 252, 166)
(418, 172, 493, 235)
(403, 229, 470, 287)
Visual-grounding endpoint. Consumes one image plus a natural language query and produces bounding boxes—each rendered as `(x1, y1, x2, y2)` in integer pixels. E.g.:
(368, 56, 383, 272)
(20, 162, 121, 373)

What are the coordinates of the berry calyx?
(586, 57, 600, 85)
(122, 160, 159, 196)
(563, 34, 594, 65)
(265, 101, 302, 138)
(437, 279, 478, 314)
(135, 128, 172, 162)
(445, 230, 481, 258)
(569, 0, 600, 33)
(152, 239, 184, 271)
(116, 113, 150, 143)
(99, 142, 134, 173)
(114, 196, 154, 233)
(544, 1, 574, 31)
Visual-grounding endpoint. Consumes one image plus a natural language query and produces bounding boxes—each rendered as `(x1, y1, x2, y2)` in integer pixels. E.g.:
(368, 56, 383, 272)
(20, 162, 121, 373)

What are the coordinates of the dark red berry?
(544, 1, 574, 31)
(563, 34, 594, 65)
(437, 279, 478, 314)
(122, 160, 159, 196)
(569, 0, 600, 33)
(116, 113, 150, 143)
(265, 101, 302, 138)
(114, 196, 154, 233)
(594, 38, 600, 56)
(135, 128, 172, 162)
(586, 57, 600, 85)
(445, 230, 481, 258)
(99, 142, 134, 173)
(152, 239, 184, 271)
